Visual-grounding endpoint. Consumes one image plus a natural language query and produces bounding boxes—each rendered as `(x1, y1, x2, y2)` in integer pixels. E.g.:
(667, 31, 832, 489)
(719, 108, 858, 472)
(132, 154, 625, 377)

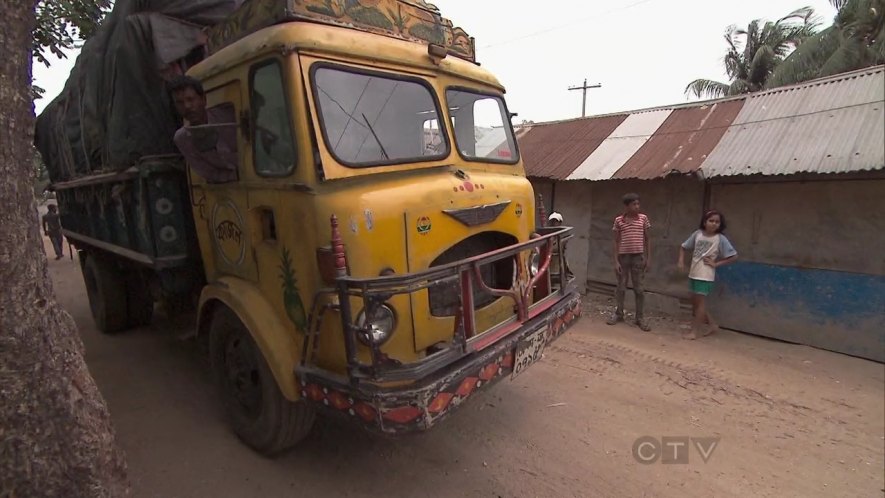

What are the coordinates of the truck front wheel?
(209, 307, 315, 455)
(82, 254, 129, 333)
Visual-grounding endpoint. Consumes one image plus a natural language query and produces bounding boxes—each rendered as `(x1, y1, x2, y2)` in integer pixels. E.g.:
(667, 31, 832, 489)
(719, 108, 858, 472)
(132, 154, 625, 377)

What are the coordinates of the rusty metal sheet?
(612, 100, 745, 179)
(702, 65, 885, 177)
(518, 115, 628, 180)
(566, 110, 673, 180)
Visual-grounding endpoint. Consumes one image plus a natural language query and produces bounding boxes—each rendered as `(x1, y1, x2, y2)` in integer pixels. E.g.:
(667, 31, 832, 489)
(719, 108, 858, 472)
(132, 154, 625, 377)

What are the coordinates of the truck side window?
(250, 61, 297, 176)
(174, 102, 239, 184)
(422, 118, 443, 155)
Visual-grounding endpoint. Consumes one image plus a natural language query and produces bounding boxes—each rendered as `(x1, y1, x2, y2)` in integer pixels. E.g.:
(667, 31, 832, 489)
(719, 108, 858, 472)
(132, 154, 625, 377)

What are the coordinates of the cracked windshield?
(312, 66, 448, 166)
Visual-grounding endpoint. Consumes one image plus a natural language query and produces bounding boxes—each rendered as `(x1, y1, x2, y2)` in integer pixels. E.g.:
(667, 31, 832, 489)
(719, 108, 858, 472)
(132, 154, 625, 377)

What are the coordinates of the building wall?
(531, 174, 884, 362)
(529, 178, 593, 292)
(551, 180, 593, 290)
(709, 178, 885, 362)
(584, 177, 705, 296)
(709, 179, 885, 274)
(529, 179, 555, 218)
(531, 176, 706, 301)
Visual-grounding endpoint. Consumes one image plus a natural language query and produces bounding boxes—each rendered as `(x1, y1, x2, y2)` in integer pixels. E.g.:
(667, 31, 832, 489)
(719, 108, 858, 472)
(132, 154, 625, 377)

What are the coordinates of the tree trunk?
(0, 2, 129, 496)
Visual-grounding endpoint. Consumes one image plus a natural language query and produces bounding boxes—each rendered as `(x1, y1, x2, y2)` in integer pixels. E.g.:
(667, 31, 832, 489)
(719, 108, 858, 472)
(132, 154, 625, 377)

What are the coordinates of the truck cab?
(42, 0, 581, 455)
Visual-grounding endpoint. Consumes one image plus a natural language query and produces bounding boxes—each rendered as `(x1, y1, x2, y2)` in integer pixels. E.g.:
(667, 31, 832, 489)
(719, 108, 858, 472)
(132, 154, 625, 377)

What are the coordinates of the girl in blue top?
(677, 210, 738, 339)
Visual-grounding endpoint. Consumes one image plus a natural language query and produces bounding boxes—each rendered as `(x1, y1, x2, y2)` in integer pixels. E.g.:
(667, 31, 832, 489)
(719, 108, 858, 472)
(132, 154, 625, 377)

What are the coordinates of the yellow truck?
(36, 0, 581, 454)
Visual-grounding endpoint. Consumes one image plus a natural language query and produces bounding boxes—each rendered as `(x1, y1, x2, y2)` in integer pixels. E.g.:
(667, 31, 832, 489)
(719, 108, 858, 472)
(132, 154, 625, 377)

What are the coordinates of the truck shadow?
(123, 310, 504, 496)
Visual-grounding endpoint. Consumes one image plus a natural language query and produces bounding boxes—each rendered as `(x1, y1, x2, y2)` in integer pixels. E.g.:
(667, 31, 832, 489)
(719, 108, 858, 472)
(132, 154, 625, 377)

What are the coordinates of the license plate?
(512, 327, 548, 379)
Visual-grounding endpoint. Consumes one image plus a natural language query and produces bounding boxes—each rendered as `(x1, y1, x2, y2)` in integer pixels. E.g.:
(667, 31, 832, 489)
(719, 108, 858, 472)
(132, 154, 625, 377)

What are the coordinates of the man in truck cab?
(168, 76, 238, 183)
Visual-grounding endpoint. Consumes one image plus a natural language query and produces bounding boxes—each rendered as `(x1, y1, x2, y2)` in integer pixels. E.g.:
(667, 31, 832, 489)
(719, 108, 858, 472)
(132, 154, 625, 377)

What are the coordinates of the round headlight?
(356, 303, 396, 346)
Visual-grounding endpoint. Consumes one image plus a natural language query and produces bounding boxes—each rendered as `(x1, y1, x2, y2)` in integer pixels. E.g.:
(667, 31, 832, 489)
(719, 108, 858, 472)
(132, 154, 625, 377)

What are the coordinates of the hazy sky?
(33, 0, 837, 122)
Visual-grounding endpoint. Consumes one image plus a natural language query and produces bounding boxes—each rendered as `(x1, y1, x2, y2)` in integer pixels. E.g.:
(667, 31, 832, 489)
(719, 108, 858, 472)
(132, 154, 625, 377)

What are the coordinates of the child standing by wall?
(677, 210, 738, 340)
(607, 193, 652, 331)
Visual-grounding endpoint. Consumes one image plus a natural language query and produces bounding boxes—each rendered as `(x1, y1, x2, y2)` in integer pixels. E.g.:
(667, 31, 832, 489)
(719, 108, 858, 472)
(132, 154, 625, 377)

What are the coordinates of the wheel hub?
(225, 336, 262, 417)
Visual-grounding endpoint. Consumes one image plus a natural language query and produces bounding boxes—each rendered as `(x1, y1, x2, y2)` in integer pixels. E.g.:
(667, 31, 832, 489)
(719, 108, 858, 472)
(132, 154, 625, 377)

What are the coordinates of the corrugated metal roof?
(702, 65, 885, 177)
(519, 115, 627, 179)
(475, 127, 514, 160)
(612, 100, 745, 179)
(566, 110, 672, 180)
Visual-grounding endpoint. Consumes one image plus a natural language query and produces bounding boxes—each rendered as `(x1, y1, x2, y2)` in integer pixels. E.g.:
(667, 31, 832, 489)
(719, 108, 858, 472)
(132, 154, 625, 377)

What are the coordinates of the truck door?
(190, 80, 259, 283)
(244, 58, 315, 335)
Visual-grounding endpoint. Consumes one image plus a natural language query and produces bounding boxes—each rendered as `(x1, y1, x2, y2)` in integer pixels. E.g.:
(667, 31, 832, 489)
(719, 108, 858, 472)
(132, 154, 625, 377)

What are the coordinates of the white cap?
(548, 212, 563, 222)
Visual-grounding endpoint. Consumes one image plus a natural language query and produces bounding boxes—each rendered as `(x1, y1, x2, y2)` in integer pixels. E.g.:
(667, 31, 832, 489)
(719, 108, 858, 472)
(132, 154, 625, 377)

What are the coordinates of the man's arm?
(41, 215, 47, 235)
(612, 226, 622, 275)
(644, 228, 652, 271)
(175, 127, 238, 182)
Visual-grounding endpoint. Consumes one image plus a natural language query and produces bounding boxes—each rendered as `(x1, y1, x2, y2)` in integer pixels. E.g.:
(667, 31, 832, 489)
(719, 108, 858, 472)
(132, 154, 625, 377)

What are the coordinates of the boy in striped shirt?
(607, 193, 652, 331)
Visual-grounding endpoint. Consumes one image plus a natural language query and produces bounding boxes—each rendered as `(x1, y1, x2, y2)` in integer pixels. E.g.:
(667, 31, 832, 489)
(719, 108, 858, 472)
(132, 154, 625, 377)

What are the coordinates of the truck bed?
(54, 155, 202, 295)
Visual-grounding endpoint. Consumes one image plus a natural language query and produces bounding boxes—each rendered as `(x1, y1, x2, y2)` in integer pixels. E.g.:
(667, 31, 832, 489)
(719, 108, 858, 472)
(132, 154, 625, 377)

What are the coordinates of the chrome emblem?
(442, 201, 512, 227)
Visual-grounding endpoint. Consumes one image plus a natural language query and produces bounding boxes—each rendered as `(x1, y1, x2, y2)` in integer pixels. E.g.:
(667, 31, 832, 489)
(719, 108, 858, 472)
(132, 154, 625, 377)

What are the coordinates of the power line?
(480, 0, 658, 50)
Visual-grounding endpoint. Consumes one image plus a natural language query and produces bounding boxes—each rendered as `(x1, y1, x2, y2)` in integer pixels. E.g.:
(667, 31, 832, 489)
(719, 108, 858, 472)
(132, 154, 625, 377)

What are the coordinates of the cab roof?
(190, 21, 504, 91)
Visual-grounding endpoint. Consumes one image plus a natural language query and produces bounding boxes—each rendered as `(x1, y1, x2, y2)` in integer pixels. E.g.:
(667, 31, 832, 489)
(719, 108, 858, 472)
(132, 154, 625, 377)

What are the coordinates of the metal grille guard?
(300, 217, 576, 386)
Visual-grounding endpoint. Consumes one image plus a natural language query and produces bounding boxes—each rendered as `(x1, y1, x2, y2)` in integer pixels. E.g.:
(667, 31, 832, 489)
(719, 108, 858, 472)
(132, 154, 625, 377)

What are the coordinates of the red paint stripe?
(383, 406, 423, 424)
(469, 297, 563, 351)
(470, 321, 522, 351)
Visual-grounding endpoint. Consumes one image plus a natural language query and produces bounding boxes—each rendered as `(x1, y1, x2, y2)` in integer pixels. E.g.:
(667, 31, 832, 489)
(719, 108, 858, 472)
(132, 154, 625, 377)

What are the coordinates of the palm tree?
(767, 0, 885, 87)
(685, 7, 820, 99)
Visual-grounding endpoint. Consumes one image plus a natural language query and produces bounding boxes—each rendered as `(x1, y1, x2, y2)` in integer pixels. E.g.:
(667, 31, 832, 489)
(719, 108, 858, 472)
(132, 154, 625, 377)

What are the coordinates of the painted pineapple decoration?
(279, 247, 308, 330)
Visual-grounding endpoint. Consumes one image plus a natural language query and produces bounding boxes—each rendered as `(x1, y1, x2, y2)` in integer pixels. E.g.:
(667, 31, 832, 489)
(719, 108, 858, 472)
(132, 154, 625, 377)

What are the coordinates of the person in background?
(677, 209, 738, 339)
(547, 212, 574, 285)
(607, 193, 652, 331)
(548, 212, 563, 227)
(42, 204, 64, 260)
(168, 76, 238, 183)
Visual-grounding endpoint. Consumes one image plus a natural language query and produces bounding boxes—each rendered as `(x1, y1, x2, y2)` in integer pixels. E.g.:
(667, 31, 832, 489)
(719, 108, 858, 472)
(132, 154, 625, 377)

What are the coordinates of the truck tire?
(82, 254, 129, 333)
(209, 307, 315, 455)
(125, 270, 154, 328)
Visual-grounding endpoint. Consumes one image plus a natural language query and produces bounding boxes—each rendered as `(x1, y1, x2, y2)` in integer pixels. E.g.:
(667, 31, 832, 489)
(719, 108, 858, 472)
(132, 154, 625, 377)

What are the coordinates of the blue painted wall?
(711, 262, 885, 362)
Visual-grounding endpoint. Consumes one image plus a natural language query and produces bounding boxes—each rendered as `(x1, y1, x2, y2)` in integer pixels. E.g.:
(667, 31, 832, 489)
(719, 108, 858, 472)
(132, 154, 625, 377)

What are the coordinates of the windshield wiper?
(361, 113, 389, 160)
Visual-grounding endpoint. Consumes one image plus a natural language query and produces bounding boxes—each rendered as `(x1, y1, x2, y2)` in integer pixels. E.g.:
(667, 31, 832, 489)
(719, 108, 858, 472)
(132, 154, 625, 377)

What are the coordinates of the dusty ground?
(44, 238, 884, 498)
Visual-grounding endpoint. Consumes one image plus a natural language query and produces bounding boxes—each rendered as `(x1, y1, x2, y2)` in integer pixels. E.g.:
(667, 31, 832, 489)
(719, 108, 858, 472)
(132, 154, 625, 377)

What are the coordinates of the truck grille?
(428, 232, 517, 317)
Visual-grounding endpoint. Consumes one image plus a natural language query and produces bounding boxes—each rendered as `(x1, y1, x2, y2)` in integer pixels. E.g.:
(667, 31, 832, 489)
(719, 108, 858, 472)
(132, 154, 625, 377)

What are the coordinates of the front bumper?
(297, 291, 581, 434)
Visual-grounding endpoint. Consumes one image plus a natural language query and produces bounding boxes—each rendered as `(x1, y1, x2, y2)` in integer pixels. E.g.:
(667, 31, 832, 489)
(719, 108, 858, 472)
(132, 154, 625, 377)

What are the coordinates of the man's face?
(172, 87, 207, 125)
(626, 200, 641, 214)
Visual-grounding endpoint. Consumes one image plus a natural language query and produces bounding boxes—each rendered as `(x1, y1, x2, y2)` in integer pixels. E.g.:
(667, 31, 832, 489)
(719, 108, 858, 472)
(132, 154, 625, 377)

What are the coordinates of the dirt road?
(45, 242, 884, 498)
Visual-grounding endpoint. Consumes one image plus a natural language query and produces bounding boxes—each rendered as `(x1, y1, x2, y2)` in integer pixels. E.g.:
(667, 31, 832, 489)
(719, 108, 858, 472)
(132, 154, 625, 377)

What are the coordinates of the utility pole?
(568, 78, 602, 117)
